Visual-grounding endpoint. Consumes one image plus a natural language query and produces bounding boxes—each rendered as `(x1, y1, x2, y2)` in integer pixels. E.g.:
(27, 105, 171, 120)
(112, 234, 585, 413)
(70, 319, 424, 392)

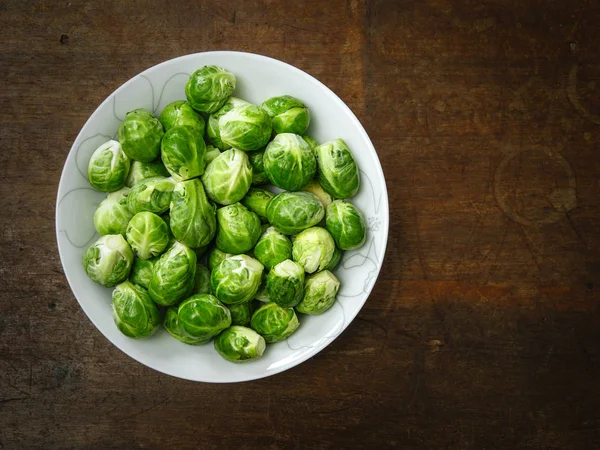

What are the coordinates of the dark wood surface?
(2, 0, 600, 448)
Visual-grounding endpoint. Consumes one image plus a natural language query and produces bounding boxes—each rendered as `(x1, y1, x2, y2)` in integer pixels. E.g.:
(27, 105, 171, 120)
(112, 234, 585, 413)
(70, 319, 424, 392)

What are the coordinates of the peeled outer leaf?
(127, 176, 175, 215)
(263, 133, 316, 191)
(169, 179, 217, 248)
(159, 100, 206, 134)
(315, 138, 360, 199)
(201, 149, 252, 205)
(160, 126, 206, 181)
(210, 254, 264, 305)
(265, 191, 325, 235)
(177, 294, 232, 343)
(219, 103, 272, 151)
(125, 212, 170, 260)
(250, 302, 299, 343)
(325, 199, 367, 250)
(82, 235, 134, 287)
(118, 109, 164, 162)
(148, 241, 197, 306)
(111, 281, 161, 338)
(87, 140, 130, 192)
(295, 270, 340, 315)
(266, 259, 305, 308)
(185, 66, 236, 114)
(94, 188, 134, 236)
(214, 326, 266, 363)
(215, 203, 262, 254)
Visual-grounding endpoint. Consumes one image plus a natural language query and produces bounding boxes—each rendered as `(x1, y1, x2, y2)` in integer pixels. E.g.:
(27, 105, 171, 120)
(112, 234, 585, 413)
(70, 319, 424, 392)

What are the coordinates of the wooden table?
(2, 1, 599, 448)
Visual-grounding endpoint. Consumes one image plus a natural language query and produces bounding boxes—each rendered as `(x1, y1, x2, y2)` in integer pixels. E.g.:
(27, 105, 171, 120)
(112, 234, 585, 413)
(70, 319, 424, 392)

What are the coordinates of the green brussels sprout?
(266, 259, 305, 308)
(263, 133, 316, 191)
(127, 176, 175, 215)
(201, 149, 252, 205)
(160, 126, 206, 181)
(82, 234, 134, 287)
(215, 203, 261, 254)
(118, 109, 164, 162)
(228, 301, 254, 326)
(211, 254, 264, 305)
(325, 199, 367, 250)
(205, 145, 221, 165)
(207, 248, 233, 271)
(219, 103, 272, 151)
(194, 264, 211, 295)
(94, 188, 134, 236)
(179, 294, 232, 343)
(214, 326, 266, 363)
(255, 280, 271, 303)
(185, 65, 236, 114)
(248, 149, 269, 185)
(159, 100, 206, 133)
(241, 187, 274, 220)
(266, 191, 325, 235)
(148, 241, 197, 306)
(206, 97, 249, 150)
(302, 134, 319, 151)
(111, 281, 161, 338)
(125, 160, 170, 188)
(301, 179, 333, 208)
(253, 226, 292, 270)
(261, 95, 310, 135)
(164, 306, 204, 345)
(324, 246, 343, 271)
(87, 140, 130, 192)
(125, 212, 170, 260)
(315, 138, 360, 199)
(292, 227, 335, 274)
(251, 303, 300, 343)
(295, 270, 340, 315)
(130, 257, 156, 289)
(169, 178, 217, 248)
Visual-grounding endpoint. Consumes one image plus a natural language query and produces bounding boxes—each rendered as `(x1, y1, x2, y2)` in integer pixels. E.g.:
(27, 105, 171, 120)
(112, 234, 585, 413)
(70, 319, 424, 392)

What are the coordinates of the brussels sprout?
(127, 176, 175, 215)
(219, 103, 272, 151)
(201, 149, 252, 205)
(214, 326, 266, 363)
(241, 187, 274, 220)
(149, 241, 197, 306)
(248, 150, 269, 185)
(82, 234, 134, 287)
(215, 203, 261, 254)
(253, 226, 292, 270)
(315, 138, 360, 199)
(324, 246, 343, 271)
(302, 134, 319, 151)
(94, 188, 134, 236)
(207, 248, 233, 271)
(266, 191, 325, 235)
(87, 140, 130, 192)
(160, 126, 206, 181)
(130, 257, 156, 289)
(325, 200, 367, 250)
(194, 264, 211, 295)
(251, 303, 300, 343)
(228, 301, 254, 326)
(205, 145, 221, 165)
(125, 160, 170, 188)
(112, 281, 161, 338)
(266, 259, 305, 308)
(164, 306, 205, 345)
(263, 133, 316, 191)
(125, 212, 170, 260)
(118, 109, 164, 162)
(211, 254, 264, 305)
(301, 179, 333, 208)
(261, 95, 310, 135)
(295, 270, 340, 315)
(292, 227, 335, 274)
(255, 280, 271, 303)
(185, 66, 236, 114)
(178, 294, 231, 343)
(169, 179, 217, 248)
(206, 97, 249, 150)
(159, 100, 205, 133)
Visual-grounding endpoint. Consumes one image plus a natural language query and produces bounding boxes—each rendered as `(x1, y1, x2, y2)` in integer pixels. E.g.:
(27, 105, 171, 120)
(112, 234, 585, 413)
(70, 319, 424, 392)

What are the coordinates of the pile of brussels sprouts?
(82, 65, 367, 363)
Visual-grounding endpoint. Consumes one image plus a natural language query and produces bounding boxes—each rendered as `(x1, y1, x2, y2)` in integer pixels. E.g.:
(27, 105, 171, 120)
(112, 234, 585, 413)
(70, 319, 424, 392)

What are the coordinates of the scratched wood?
(1, 0, 600, 448)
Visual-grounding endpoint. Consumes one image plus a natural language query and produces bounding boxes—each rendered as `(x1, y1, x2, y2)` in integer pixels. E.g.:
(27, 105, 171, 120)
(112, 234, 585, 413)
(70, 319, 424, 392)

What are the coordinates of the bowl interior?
(56, 51, 389, 382)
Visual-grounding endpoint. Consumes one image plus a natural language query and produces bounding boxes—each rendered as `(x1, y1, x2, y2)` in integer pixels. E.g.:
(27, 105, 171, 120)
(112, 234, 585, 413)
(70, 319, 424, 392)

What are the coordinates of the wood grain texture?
(1, 0, 600, 448)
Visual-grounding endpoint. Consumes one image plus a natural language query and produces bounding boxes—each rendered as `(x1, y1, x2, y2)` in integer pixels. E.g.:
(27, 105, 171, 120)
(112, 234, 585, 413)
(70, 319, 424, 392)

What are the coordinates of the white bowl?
(55, 51, 389, 383)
